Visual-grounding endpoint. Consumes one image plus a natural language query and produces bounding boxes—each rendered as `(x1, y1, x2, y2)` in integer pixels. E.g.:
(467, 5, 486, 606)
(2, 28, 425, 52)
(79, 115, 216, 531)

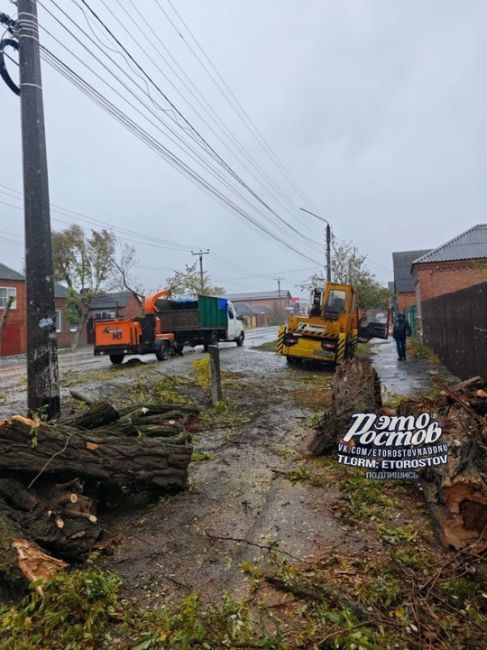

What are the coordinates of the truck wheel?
(155, 343, 169, 361)
(109, 353, 124, 365)
(236, 331, 245, 347)
(286, 356, 296, 364)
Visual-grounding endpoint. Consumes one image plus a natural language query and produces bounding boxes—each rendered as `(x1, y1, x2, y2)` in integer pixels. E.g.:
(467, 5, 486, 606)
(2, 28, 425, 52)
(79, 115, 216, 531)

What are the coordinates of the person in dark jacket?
(392, 313, 411, 361)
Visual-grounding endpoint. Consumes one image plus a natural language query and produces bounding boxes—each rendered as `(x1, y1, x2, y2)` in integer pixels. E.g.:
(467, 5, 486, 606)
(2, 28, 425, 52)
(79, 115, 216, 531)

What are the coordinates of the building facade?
(412, 224, 487, 313)
(1, 264, 143, 355)
(0, 263, 76, 356)
(225, 290, 292, 326)
(392, 249, 431, 313)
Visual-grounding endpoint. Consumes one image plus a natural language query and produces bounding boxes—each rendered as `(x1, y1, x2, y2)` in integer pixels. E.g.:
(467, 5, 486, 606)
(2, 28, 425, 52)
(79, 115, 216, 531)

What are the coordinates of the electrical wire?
(115, 0, 316, 233)
(38, 0, 323, 256)
(35, 38, 322, 265)
(14, 5, 323, 257)
(159, 0, 320, 214)
(66, 0, 322, 249)
(0, 185, 194, 252)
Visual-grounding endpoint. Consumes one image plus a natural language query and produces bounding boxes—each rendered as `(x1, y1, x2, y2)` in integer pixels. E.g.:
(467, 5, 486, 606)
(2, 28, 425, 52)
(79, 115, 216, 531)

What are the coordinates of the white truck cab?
(226, 301, 245, 346)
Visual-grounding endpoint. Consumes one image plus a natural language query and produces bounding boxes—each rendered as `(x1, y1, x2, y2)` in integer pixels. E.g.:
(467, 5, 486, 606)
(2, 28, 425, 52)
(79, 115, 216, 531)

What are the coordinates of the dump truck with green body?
(156, 295, 245, 352)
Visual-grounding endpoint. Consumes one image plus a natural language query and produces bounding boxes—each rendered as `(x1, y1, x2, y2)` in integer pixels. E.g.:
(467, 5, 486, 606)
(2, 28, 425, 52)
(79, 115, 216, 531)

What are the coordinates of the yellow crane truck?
(277, 283, 358, 366)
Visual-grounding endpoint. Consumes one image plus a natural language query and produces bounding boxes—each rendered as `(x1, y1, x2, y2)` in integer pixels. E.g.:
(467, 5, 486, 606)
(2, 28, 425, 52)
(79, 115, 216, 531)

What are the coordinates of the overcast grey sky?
(1, 0, 485, 296)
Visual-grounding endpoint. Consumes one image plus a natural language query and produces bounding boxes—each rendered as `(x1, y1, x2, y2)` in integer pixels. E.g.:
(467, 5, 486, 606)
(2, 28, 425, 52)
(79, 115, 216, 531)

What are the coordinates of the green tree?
(300, 238, 390, 309)
(166, 262, 224, 297)
(52, 226, 117, 348)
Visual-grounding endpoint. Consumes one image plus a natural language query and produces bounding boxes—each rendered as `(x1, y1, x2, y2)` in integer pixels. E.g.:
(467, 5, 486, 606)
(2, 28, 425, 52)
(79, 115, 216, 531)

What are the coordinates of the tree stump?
(308, 358, 382, 456)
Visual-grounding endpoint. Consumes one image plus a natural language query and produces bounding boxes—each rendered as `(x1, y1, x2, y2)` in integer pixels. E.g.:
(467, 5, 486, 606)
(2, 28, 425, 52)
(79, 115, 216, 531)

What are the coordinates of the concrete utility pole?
(191, 249, 209, 293)
(299, 208, 332, 283)
(273, 276, 283, 300)
(273, 276, 284, 323)
(18, 0, 60, 417)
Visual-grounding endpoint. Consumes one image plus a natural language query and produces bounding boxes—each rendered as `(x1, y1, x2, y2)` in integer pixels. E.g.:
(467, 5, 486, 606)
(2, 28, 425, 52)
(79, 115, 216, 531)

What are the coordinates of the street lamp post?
(299, 208, 332, 283)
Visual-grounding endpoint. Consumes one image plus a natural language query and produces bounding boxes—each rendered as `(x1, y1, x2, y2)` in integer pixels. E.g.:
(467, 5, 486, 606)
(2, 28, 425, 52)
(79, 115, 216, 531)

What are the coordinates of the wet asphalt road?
(0, 326, 280, 417)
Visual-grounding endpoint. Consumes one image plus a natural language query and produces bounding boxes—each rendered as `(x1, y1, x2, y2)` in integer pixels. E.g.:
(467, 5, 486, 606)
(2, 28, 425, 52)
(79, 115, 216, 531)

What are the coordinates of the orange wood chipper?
(93, 290, 175, 364)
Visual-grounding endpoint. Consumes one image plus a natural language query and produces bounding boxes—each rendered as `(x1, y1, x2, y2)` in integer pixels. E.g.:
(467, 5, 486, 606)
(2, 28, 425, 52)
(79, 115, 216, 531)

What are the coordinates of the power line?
(159, 0, 319, 213)
(72, 0, 321, 249)
(116, 0, 316, 232)
(0, 185, 194, 252)
(35, 40, 322, 265)
(38, 0, 322, 257)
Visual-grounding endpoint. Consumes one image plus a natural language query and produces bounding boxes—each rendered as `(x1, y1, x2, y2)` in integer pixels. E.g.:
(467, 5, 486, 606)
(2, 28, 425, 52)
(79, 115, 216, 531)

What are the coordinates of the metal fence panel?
(422, 282, 487, 380)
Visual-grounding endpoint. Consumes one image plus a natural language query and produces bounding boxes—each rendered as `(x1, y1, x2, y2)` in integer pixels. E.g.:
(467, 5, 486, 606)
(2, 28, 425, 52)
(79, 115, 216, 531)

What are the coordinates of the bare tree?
(113, 242, 144, 307)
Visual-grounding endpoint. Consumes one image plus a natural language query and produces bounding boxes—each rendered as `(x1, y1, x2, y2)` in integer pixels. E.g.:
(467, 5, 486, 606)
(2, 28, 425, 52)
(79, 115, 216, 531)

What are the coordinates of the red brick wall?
(1, 283, 81, 354)
(397, 292, 416, 313)
(414, 260, 487, 302)
(0, 279, 26, 355)
(123, 294, 143, 319)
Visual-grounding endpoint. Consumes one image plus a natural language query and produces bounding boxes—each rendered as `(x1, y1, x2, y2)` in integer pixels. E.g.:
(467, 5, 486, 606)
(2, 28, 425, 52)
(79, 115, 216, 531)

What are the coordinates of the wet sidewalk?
(369, 338, 456, 398)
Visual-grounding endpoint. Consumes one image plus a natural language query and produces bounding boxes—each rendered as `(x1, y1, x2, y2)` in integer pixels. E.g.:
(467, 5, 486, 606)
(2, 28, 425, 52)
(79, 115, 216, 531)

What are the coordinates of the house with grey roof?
(225, 289, 292, 327)
(411, 224, 487, 306)
(391, 249, 431, 313)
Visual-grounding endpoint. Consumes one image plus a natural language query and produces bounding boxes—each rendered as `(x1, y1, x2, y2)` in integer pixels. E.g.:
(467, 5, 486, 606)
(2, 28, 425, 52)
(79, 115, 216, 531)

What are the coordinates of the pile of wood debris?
(309, 359, 487, 553)
(400, 375, 487, 552)
(0, 399, 196, 589)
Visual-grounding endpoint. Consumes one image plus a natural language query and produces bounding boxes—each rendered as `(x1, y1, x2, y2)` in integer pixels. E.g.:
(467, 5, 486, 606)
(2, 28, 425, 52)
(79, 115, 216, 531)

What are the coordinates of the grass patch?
(0, 570, 286, 650)
(283, 463, 330, 488)
(253, 339, 278, 352)
(199, 399, 252, 430)
(191, 450, 213, 462)
(382, 390, 405, 409)
(355, 341, 371, 359)
(2, 504, 485, 649)
(338, 471, 402, 525)
(289, 386, 331, 411)
(0, 567, 121, 650)
(126, 373, 197, 407)
(408, 336, 440, 363)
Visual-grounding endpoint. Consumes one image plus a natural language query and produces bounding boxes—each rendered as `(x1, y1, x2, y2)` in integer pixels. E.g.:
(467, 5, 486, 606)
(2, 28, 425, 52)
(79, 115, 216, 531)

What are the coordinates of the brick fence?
(422, 282, 487, 380)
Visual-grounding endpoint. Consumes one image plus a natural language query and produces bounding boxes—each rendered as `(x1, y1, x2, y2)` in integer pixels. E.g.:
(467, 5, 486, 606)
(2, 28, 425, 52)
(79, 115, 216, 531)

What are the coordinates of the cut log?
(398, 387, 487, 552)
(69, 389, 95, 405)
(0, 479, 102, 559)
(0, 508, 31, 588)
(59, 400, 120, 430)
(0, 418, 192, 494)
(308, 358, 382, 456)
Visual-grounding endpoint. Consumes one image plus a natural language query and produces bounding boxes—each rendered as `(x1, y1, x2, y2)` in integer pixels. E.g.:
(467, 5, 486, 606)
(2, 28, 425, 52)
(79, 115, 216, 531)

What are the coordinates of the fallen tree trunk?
(398, 387, 487, 552)
(0, 418, 192, 494)
(0, 400, 195, 589)
(0, 479, 102, 559)
(308, 358, 382, 456)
